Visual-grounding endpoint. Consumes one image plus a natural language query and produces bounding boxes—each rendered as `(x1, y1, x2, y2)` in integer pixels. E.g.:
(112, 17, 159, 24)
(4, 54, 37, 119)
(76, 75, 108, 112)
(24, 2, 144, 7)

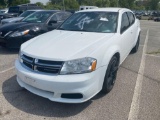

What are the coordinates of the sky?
(30, 0, 49, 5)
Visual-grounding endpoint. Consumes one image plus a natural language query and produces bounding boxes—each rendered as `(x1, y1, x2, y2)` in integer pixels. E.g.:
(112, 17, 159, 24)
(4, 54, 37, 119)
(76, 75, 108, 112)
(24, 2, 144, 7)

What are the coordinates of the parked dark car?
(135, 14, 141, 20)
(154, 17, 160, 22)
(1, 10, 42, 25)
(0, 10, 72, 49)
(0, 4, 41, 22)
(148, 16, 154, 20)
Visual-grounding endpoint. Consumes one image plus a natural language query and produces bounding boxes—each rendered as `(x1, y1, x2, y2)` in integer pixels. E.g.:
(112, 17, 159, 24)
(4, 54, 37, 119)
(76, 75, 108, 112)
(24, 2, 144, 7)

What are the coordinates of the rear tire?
(101, 56, 119, 94)
(131, 34, 140, 53)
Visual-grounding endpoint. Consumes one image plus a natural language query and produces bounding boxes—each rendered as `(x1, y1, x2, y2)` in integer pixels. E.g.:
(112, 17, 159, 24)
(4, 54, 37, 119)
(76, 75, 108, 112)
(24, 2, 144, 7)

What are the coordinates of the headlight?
(10, 30, 30, 37)
(18, 51, 23, 63)
(60, 57, 97, 75)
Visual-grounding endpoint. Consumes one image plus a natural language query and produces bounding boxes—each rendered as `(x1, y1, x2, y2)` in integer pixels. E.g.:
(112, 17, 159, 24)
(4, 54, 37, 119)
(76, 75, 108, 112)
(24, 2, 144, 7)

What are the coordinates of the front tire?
(101, 56, 119, 94)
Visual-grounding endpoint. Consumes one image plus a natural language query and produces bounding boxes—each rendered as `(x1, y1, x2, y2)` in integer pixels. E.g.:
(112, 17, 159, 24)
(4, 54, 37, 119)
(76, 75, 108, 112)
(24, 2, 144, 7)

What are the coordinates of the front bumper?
(15, 60, 106, 103)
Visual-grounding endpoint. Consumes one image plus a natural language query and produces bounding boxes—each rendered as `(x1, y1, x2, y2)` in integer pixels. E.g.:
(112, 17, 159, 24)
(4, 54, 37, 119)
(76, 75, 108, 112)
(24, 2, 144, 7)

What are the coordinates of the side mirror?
(19, 11, 23, 15)
(48, 20, 58, 25)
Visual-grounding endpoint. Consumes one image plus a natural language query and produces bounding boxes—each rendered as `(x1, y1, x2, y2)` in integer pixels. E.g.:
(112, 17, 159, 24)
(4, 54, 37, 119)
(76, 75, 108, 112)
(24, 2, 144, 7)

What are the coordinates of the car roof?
(77, 7, 131, 13)
(26, 10, 43, 12)
(33, 10, 63, 13)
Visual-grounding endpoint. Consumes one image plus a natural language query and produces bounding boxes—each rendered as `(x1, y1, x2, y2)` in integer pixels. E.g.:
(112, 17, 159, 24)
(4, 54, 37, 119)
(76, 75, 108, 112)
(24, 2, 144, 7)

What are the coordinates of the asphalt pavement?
(0, 20, 160, 120)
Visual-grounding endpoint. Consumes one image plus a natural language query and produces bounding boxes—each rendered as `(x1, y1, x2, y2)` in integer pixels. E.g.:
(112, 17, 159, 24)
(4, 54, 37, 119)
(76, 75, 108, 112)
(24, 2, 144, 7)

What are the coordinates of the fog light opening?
(61, 93, 83, 99)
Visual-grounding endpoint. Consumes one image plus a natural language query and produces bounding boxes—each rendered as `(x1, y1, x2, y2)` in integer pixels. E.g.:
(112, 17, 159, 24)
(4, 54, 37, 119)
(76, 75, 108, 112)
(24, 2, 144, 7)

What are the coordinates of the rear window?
(9, 7, 19, 13)
(127, 12, 135, 25)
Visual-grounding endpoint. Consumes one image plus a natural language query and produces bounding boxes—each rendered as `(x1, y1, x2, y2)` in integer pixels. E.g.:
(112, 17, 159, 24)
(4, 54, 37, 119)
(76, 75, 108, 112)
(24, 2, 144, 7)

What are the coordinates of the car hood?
(1, 17, 24, 23)
(0, 22, 41, 32)
(0, 13, 18, 16)
(22, 30, 114, 61)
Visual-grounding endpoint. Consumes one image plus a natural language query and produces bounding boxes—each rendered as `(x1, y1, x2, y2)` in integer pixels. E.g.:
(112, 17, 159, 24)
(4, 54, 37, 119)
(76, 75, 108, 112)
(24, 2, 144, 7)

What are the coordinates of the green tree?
(119, 0, 129, 8)
(0, 0, 30, 8)
(11, 0, 30, 6)
(35, 2, 44, 8)
(149, 0, 160, 10)
(128, 0, 135, 9)
(45, 1, 62, 10)
(95, 0, 110, 7)
(50, 0, 62, 4)
(110, 0, 118, 7)
(4, 0, 9, 7)
(64, 0, 79, 10)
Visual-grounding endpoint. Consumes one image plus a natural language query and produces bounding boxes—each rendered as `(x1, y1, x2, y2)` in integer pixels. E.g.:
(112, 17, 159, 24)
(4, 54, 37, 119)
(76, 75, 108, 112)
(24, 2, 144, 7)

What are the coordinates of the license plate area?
(25, 76, 36, 84)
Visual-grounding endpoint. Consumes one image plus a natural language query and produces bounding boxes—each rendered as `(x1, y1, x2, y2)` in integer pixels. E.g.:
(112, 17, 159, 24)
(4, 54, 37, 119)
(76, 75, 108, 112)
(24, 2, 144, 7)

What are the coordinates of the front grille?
(21, 54, 64, 74)
(23, 61, 33, 69)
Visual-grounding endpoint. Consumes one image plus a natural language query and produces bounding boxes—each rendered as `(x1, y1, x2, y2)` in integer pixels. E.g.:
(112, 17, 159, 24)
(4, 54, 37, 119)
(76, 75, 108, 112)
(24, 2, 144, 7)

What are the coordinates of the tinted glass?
(121, 12, 130, 33)
(50, 14, 58, 21)
(8, 7, 19, 13)
(56, 13, 71, 21)
(62, 12, 72, 20)
(22, 11, 53, 23)
(127, 12, 135, 25)
(19, 11, 35, 17)
(58, 12, 118, 33)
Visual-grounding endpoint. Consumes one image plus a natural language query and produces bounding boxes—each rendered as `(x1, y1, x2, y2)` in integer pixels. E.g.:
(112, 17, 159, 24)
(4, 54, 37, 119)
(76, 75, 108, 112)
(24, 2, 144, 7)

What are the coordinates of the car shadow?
(91, 91, 107, 100)
(0, 46, 19, 55)
(2, 75, 94, 117)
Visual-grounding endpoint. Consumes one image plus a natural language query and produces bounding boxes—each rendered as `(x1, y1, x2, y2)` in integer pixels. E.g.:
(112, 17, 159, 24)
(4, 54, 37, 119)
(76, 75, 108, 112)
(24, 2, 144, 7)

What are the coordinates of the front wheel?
(101, 56, 119, 94)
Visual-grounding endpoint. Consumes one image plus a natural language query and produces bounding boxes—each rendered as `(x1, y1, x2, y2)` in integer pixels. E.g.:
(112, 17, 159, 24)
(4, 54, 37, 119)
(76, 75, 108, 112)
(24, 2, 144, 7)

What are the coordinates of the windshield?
(22, 11, 53, 23)
(8, 7, 19, 13)
(19, 11, 35, 17)
(58, 12, 118, 33)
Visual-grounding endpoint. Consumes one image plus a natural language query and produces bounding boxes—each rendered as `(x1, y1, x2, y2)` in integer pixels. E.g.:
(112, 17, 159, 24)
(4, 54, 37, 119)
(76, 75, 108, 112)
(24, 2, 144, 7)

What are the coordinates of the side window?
(50, 14, 58, 22)
(56, 13, 64, 21)
(121, 12, 130, 34)
(55, 12, 71, 21)
(127, 12, 135, 25)
(62, 12, 72, 20)
(48, 14, 58, 25)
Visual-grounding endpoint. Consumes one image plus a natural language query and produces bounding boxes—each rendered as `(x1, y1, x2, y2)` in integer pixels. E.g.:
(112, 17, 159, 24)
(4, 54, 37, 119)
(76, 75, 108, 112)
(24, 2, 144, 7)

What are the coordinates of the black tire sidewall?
(101, 56, 118, 94)
(131, 34, 140, 53)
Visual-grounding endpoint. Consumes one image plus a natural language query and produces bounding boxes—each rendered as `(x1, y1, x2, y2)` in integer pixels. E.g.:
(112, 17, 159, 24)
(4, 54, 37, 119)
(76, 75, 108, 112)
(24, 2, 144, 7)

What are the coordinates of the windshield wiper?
(57, 28, 87, 32)
(68, 29, 87, 32)
(57, 28, 67, 30)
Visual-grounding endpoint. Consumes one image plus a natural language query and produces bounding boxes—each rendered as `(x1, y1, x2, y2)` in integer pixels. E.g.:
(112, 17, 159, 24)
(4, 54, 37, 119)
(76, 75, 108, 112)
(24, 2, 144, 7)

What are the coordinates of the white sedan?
(15, 8, 141, 103)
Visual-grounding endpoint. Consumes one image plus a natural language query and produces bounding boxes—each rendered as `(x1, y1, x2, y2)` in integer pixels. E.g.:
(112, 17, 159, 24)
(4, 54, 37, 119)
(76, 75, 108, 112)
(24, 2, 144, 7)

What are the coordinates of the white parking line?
(0, 67, 15, 74)
(146, 54, 160, 58)
(128, 29, 149, 120)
